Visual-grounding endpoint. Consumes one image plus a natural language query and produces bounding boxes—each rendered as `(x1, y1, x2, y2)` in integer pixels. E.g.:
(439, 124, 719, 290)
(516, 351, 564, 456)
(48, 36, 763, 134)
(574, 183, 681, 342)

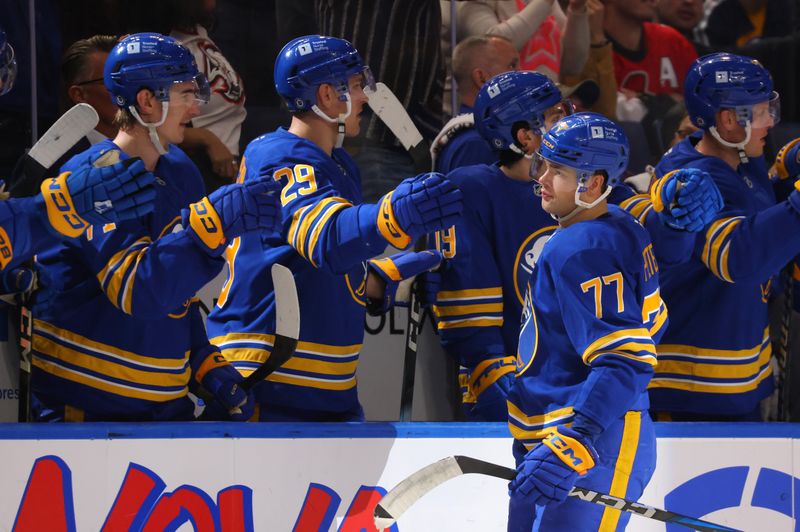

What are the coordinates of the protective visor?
(166, 73, 211, 105)
(0, 43, 17, 96)
(737, 92, 780, 128)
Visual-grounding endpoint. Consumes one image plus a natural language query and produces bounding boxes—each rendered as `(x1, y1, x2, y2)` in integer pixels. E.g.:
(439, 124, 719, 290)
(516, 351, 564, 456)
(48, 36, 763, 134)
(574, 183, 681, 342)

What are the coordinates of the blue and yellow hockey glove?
(464, 355, 516, 421)
(377, 173, 462, 249)
(39, 156, 157, 237)
(366, 249, 443, 315)
(195, 353, 254, 422)
(186, 178, 282, 256)
(509, 426, 598, 507)
(770, 138, 800, 181)
(651, 168, 723, 232)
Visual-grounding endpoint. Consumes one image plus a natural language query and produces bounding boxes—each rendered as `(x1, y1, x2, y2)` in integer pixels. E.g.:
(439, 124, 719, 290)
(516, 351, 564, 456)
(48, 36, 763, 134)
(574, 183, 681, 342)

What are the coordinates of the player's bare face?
(160, 81, 202, 145)
(344, 74, 369, 137)
(543, 104, 567, 131)
(537, 160, 579, 216)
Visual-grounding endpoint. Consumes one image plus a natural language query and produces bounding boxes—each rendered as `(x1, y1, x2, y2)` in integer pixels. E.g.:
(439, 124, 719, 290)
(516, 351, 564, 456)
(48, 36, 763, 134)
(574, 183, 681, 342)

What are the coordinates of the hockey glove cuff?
(195, 353, 254, 422)
(377, 173, 462, 249)
(509, 426, 598, 507)
(461, 355, 516, 421)
(366, 249, 443, 315)
(770, 137, 800, 181)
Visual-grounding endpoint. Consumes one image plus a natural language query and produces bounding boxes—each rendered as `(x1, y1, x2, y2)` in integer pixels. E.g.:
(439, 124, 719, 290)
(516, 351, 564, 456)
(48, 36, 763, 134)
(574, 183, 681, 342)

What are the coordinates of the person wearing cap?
(28, 33, 283, 422)
(642, 53, 798, 421)
(431, 35, 519, 174)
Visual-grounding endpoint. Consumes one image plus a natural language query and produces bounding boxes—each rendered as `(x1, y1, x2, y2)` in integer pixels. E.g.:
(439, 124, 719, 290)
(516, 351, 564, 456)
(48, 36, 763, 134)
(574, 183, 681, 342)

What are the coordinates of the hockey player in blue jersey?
(431, 35, 520, 174)
(0, 29, 157, 278)
(29, 33, 282, 422)
(643, 53, 800, 421)
(433, 70, 569, 421)
(205, 35, 462, 422)
(508, 113, 668, 531)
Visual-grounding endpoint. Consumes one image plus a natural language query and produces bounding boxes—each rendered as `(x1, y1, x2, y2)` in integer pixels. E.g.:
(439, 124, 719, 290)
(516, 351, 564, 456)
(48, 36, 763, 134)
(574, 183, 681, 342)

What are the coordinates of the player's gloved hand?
(651, 168, 723, 232)
(509, 426, 598, 507)
(185, 178, 282, 256)
(39, 156, 157, 238)
(467, 355, 516, 421)
(0, 267, 34, 295)
(770, 138, 800, 181)
(417, 268, 442, 310)
(196, 354, 254, 422)
(366, 249, 443, 315)
(377, 173, 462, 249)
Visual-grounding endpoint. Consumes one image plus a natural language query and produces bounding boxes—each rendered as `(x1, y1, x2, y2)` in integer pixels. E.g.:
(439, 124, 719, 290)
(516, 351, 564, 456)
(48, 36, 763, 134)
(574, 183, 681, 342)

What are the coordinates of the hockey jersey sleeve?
(0, 196, 61, 270)
(83, 221, 224, 318)
(555, 248, 661, 433)
(433, 207, 506, 369)
(264, 162, 391, 274)
(694, 180, 800, 284)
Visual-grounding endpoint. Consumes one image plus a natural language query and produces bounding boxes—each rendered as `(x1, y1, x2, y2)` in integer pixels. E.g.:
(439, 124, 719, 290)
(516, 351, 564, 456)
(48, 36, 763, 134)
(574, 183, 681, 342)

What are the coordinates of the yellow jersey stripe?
(437, 317, 504, 330)
(35, 320, 188, 369)
(656, 343, 771, 378)
(433, 303, 504, 318)
(268, 372, 357, 391)
(437, 287, 503, 301)
(581, 329, 652, 362)
(288, 204, 311, 258)
(649, 364, 773, 394)
(294, 198, 342, 262)
(32, 357, 188, 402)
(598, 412, 641, 531)
(306, 200, 351, 267)
(507, 402, 574, 427)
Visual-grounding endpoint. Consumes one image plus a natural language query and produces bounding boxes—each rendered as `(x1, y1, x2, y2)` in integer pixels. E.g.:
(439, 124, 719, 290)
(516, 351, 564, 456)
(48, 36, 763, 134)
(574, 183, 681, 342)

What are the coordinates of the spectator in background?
(170, 0, 247, 192)
(316, 0, 445, 201)
(456, 0, 590, 82)
(560, 0, 616, 118)
(656, 0, 712, 55)
(706, 0, 793, 49)
(603, 0, 697, 99)
(9, 35, 120, 197)
(432, 35, 519, 173)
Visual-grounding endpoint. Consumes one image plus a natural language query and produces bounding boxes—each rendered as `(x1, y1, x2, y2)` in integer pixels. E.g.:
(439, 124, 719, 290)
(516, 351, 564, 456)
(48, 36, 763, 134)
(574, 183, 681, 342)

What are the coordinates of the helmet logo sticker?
(487, 84, 501, 98)
(715, 71, 729, 83)
(590, 126, 604, 139)
(126, 42, 140, 54)
(298, 43, 312, 56)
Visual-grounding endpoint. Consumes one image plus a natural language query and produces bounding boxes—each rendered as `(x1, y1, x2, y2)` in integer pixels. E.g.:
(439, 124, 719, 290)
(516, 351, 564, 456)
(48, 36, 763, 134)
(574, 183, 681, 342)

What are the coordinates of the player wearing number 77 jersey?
(206, 35, 462, 421)
(508, 113, 668, 531)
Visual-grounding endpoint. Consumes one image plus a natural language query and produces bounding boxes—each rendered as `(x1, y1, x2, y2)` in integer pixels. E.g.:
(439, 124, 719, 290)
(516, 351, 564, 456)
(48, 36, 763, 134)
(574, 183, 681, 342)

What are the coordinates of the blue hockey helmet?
(474, 71, 564, 152)
(536, 112, 629, 186)
(684, 53, 779, 130)
(0, 29, 17, 96)
(274, 35, 375, 113)
(104, 33, 210, 109)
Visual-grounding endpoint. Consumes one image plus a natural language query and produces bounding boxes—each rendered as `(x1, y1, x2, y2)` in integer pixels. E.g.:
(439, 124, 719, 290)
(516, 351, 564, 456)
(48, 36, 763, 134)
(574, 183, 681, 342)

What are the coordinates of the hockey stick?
(364, 82, 431, 173)
(374, 456, 741, 532)
(240, 263, 299, 389)
(17, 103, 100, 422)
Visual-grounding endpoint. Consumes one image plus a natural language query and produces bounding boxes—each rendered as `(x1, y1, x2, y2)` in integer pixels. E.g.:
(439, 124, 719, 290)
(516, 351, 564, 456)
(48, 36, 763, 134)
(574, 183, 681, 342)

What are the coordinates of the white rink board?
(0, 423, 798, 531)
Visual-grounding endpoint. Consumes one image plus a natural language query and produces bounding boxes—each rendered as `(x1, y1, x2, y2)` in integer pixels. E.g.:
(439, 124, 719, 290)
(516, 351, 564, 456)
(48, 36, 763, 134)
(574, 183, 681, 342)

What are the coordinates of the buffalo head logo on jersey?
(513, 226, 557, 305)
(198, 41, 244, 105)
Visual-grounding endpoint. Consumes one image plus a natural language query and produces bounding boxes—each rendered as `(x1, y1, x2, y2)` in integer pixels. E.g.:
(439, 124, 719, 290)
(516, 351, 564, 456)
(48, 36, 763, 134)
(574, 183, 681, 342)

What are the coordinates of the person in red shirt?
(603, 0, 698, 97)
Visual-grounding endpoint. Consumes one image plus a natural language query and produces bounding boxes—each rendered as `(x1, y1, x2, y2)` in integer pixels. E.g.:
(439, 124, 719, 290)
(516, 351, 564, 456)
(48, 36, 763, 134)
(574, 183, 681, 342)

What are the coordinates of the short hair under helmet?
(684, 52, 778, 130)
(538, 112, 629, 185)
(104, 32, 210, 109)
(274, 34, 374, 113)
(474, 71, 563, 152)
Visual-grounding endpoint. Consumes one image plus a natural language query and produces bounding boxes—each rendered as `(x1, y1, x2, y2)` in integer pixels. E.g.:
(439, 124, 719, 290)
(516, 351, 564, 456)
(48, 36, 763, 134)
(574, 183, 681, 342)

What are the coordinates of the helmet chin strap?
(129, 102, 170, 156)
(709, 122, 751, 164)
(312, 94, 352, 149)
(551, 176, 612, 224)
